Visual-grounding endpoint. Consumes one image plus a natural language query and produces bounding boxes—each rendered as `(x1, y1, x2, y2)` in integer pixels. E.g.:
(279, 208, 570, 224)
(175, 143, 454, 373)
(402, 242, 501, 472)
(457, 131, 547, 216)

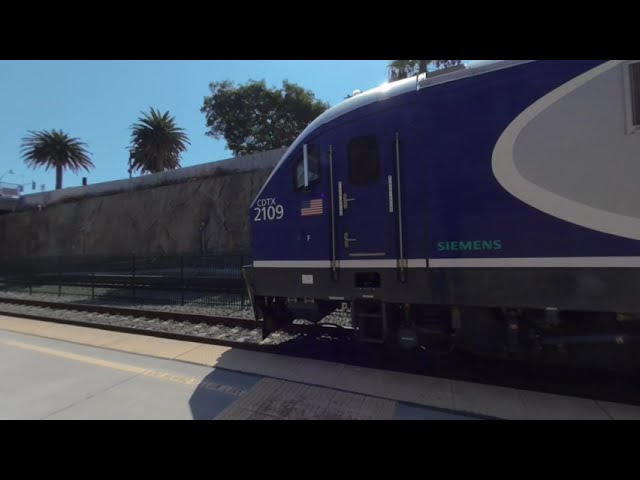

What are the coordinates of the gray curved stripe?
(491, 60, 640, 240)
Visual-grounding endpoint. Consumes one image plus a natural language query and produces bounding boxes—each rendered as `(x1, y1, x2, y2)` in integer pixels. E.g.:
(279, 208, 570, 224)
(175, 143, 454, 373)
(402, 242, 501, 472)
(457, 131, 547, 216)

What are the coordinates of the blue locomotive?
(244, 60, 640, 366)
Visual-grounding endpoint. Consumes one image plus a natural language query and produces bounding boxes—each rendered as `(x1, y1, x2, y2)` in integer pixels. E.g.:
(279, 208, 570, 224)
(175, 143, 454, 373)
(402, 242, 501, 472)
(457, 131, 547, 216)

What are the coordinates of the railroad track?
(0, 296, 354, 351)
(1, 295, 640, 407)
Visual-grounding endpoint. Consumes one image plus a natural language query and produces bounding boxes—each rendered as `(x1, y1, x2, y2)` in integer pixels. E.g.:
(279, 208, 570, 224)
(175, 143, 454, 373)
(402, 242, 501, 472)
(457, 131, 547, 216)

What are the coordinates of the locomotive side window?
(348, 136, 380, 185)
(293, 145, 320, 191)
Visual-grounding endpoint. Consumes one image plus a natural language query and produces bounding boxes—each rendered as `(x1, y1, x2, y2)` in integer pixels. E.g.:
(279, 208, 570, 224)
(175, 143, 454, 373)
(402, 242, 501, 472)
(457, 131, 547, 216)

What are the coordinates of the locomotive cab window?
(348, 136, 380, 185)
(293, 145, 320, 191)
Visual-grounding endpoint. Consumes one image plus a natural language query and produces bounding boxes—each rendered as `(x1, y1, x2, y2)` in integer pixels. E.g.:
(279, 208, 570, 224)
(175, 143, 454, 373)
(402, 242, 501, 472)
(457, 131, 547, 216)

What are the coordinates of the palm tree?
(388, 60, 463, 83)
(128, 108, 190, 175)
(20, 129, 94, 190)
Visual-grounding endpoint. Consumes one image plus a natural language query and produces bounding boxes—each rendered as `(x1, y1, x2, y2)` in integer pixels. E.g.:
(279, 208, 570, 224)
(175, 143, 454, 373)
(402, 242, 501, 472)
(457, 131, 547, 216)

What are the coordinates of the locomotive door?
(333, 124, 398, 266)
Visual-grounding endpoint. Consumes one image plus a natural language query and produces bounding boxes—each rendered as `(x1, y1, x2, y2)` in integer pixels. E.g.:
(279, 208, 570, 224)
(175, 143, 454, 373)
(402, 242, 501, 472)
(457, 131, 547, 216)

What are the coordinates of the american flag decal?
(301, 198, 323, 217)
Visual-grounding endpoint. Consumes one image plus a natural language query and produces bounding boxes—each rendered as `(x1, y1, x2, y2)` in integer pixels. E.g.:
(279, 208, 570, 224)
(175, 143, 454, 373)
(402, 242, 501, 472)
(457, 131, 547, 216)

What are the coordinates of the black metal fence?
(0, 254, 251, 310)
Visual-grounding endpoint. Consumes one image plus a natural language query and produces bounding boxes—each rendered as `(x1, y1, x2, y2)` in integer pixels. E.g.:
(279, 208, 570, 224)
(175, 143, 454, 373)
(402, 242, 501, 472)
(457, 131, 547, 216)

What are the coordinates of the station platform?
(0, 314, 638, 420)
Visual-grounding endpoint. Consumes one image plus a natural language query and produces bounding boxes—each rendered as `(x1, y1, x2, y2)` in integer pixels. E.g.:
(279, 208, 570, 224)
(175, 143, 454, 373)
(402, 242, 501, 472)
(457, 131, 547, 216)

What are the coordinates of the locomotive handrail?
(303, 144, 309, 188)
(329, 145, 337, 276)
(396, 132, 406, 281)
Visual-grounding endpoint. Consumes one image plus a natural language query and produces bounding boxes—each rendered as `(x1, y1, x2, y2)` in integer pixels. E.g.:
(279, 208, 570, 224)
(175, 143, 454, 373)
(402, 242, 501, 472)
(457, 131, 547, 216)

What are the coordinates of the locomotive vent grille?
(630, 62, 640, 128)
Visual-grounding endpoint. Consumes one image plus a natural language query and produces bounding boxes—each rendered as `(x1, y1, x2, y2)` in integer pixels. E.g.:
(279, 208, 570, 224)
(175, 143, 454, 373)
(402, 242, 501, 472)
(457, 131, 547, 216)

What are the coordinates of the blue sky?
(0, 60, 393, 192)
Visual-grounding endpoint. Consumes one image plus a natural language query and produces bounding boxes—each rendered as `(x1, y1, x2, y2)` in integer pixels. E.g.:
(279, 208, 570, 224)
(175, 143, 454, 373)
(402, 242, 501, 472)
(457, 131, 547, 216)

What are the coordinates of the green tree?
(388, 60, 463, 82)
(20, 129, 94, 190)
(128, 108, 190, 175)
(201, 79, 330, 156)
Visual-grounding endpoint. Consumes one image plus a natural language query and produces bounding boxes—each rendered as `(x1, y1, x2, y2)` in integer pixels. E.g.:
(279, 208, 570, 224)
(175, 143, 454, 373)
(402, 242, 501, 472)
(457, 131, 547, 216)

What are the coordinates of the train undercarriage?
(252, 295, 640, 371)
(243, 263, 640, 371)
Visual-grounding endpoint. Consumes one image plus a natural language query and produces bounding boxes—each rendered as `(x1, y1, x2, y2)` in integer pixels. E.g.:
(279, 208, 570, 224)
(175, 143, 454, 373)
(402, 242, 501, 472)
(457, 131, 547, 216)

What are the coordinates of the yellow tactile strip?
(215, 377, 397, 420)
(2, 314, 640, 420)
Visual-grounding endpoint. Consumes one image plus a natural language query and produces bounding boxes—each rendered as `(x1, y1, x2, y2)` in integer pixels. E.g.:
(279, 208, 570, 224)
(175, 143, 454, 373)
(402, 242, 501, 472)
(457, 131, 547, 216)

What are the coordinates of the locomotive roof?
(252, 60, 535, 204)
